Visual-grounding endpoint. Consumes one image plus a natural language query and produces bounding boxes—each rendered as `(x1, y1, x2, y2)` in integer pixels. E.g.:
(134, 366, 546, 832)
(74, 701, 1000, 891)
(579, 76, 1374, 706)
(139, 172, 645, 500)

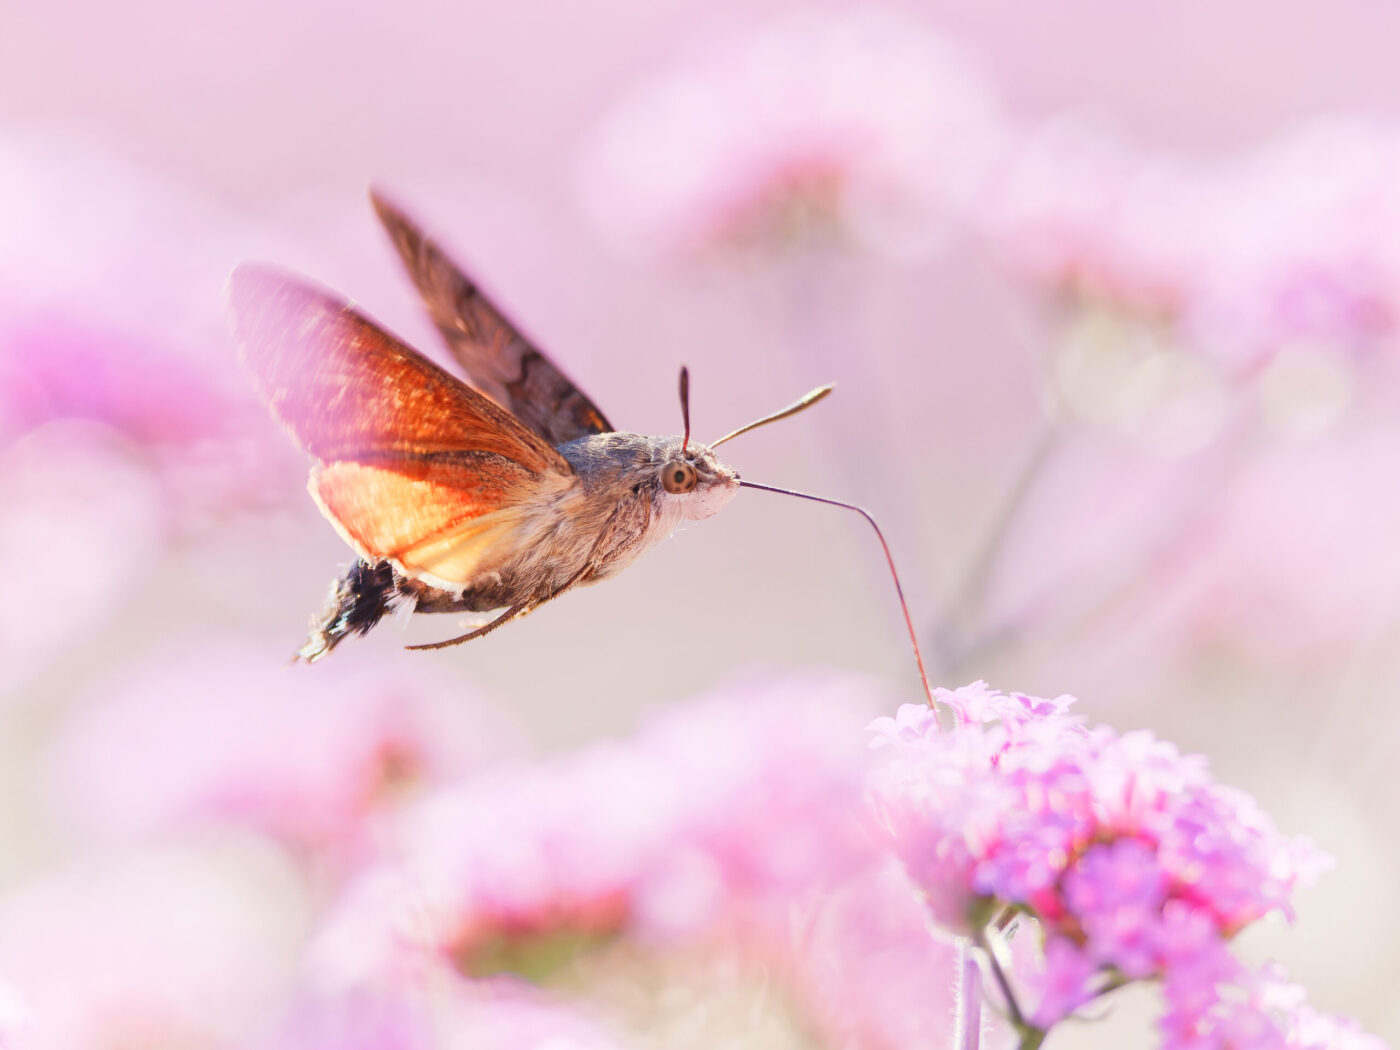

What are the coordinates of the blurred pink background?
(4, 0, 1400, 1046)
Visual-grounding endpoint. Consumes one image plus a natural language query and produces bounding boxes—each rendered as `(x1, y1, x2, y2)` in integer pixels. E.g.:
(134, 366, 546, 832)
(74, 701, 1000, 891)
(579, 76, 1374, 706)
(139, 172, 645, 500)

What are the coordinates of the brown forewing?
(371, 189, 615, 445)
(229, 264, 571, 475)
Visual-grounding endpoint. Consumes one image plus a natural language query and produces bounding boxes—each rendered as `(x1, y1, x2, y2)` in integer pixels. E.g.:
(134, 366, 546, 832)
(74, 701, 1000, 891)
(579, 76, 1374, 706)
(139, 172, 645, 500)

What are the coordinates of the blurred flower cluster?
(576, 8, 1400, 677)
(987, 118, 1400, 376)
(0, 133, 302, 519)
(5, 3, 1400, 1048)
(1, 659, 1384, 1050)
(0, 133, 308, 699)
(579, 8, 1005, 261)
(868, 684, 1372, 1048)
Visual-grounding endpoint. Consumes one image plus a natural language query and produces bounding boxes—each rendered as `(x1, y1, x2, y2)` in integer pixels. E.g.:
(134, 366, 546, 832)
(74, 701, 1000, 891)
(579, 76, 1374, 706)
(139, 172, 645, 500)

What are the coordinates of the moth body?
(230, 190, 800, 662)
(293, 434, 737, 661)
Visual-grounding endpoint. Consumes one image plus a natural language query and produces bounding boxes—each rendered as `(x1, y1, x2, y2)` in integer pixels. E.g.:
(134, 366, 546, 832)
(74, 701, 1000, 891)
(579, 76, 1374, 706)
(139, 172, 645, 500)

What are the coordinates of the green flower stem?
(1014, 1022, 1049, 1050)
(931, 416, 1065, 675)
(973, 924, 1025, 1029)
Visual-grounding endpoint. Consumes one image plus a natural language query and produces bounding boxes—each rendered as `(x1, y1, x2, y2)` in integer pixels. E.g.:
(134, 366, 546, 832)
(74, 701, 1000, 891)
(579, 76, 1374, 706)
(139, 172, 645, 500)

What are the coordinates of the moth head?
(656, 440, 740, 520)
(655, 365, 832, 521)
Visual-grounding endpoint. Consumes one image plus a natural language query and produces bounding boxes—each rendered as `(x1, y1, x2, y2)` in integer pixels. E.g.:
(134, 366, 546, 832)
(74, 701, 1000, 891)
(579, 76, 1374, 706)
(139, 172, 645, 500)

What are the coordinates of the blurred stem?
(974, 912, 1050, 1050)
(931, 415, 1065, 675)
(1089, 973, 1132, 1002)
(1330, 604, 1400, 788)
(978, 934, 1051, 1050)
(1013, 402, 1261, 664)
(974, 923, 1025, 1029)
(955, 939, 983, 1050)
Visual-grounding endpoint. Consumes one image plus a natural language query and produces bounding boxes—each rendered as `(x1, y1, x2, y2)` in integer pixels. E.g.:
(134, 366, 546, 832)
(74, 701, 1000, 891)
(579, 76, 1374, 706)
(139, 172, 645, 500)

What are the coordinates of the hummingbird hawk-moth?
(230, 191, 932, 699)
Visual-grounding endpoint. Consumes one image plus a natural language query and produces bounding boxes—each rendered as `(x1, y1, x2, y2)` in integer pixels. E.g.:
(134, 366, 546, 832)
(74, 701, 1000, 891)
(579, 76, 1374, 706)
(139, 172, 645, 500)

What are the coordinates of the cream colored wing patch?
(395, 511, 527, 586)
(311, 458, 551, 588)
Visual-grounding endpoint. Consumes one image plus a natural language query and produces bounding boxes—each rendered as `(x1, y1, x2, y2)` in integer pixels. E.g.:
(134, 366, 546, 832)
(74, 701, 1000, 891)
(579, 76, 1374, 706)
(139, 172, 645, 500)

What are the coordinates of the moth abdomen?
(298, 559, 399, 662)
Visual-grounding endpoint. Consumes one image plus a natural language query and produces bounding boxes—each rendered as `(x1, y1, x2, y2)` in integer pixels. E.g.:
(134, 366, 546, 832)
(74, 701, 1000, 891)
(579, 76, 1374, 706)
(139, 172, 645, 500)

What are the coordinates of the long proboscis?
(710, 385, 835, 448)
(739, 480, 936, 709)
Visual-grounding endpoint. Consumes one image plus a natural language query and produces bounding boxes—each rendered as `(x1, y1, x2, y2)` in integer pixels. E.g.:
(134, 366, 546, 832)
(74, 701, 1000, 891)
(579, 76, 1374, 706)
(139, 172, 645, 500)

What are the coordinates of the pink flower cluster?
(867, 682, 1354, 1043)
(3, 660, 1386, 1049)
(578, 16, 1400, 394)
(0, 135, 310, 699)
(303, 674, 963, 1050)
(986, 118, 1400, 373)
(45, 640, 520, 859)
(579, 7, 1005, 259)
(312, 676, 878, 986)
(0, 133, 304, 525)
(1160, 956, 1389, 1050)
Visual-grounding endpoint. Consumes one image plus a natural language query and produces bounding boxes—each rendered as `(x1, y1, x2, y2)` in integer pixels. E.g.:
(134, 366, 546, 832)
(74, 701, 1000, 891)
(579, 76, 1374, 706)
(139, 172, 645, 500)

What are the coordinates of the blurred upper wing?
(371, 189, 614, 446)
(228, 264, 570, 471)
(228, 265, 574, 581)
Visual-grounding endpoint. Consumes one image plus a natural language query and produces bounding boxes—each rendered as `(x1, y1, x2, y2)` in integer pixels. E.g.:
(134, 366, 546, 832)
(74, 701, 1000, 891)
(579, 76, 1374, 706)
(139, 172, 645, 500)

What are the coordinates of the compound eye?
(661, 459, 698, 493)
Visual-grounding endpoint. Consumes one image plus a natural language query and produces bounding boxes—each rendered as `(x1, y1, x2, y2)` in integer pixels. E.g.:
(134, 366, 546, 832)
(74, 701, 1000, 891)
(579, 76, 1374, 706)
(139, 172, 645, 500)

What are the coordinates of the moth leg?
(404, 599, 537, 651)
(404, 557, 599, 652)
(405, 506, 628, 653)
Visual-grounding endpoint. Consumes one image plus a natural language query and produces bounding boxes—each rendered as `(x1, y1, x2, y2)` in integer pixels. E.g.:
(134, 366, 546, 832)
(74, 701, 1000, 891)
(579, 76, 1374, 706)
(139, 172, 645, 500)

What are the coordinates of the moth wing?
(371, 188, 615, 445)
(313, 458, 563, 587)
(229, 263, 573, 472)
(229, 266, 576, 586)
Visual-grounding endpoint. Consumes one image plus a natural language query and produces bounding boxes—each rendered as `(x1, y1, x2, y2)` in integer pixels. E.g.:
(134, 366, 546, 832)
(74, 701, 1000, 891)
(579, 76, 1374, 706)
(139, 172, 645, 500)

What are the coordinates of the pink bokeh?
(5, 0, 1400, 1046)
(45, 639, 522, 856)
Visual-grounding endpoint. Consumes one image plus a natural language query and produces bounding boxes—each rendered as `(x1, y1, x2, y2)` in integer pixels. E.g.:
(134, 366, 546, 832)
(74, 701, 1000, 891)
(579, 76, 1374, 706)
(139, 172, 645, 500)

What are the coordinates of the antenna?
(679, 365, 692, 454)
(710, 385, 835, 448)
(739, 480, 936, 709)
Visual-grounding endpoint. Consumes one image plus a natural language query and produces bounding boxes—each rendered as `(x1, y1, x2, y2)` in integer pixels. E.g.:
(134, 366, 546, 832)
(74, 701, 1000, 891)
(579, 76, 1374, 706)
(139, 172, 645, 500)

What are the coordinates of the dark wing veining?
(228, 264, 571, 472)
(371, 188, 614, 446)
